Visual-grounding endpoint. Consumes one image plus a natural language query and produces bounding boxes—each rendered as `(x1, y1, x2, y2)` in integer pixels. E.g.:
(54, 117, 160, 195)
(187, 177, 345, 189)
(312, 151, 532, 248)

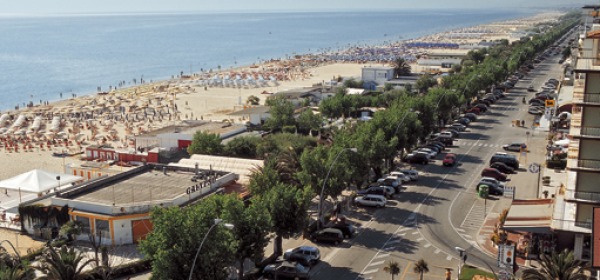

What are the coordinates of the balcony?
(575, 221, 592, 229)
(571, 108, 582, 128)
(569, 159, 600, 172)
(572, 127, 600, 139)
(565, 189, 600, 203)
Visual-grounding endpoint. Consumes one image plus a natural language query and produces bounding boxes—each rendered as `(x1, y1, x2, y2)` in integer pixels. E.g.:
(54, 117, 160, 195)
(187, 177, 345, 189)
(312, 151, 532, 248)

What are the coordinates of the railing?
(580, 127, 600, 137)
(577, 159, 600, 169)
(575, 221, 592, 229)
(573, 190, 600, 202)
(583, 93, 600, 104)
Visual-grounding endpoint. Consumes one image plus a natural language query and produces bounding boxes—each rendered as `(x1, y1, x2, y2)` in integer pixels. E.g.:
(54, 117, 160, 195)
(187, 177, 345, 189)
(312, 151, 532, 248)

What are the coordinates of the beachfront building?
(549, 24, 600, 261)
(361, 66, 394, 84)
(228, 106, 271, 126)
(45, 164, 239, 245)
(267, 87, 325, 106)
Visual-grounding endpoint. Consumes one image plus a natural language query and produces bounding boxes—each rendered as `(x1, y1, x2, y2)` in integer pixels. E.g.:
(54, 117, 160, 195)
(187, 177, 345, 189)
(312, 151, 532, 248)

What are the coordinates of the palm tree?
(521, 249, 588, 280)
(413, 259, 429, 280)
(393, 58, 411, 78)
(36, 245, 94, 280)
(0, 263, 35, 280)
(383, 260, 401, 280)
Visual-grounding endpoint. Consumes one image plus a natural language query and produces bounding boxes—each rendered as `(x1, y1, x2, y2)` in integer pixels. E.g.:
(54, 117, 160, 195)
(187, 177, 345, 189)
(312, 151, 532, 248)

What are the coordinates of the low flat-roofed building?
(228, 106, 271, 126)
(45, 164, 239, 245)
(361, 66, 394, 84)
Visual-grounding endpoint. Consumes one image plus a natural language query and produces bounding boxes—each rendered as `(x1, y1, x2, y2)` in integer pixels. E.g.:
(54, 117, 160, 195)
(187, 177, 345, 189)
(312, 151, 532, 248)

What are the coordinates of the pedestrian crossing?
(454, 141, 502, 148)
(357, 222, 456, 280)
(460, 199, 495, 230)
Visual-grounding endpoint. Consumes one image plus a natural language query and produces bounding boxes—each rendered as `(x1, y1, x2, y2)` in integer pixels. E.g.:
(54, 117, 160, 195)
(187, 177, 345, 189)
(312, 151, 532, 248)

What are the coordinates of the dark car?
(476, 183, 505, 196)
(481, 167, 508, 181)
(529, 99, 545, 106)
(474, 104, 488, 112)
(463, 113, 478, 121)
(476, 99, 492, 106)
(455, 118, 471, 126)
(490, 153, 520, 169)
(528, 85, 535, 92)
(325, 222, 356, 239)
(490, 162, 515, 174)
(426, 142, 445, 151)
(311, 228, 344, 245)
(407, 152, 429, 165)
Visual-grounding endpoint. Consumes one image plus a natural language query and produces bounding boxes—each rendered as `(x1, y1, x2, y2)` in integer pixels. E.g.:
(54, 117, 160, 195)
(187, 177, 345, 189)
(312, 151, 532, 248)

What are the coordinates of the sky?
(1, 0, 589, 15)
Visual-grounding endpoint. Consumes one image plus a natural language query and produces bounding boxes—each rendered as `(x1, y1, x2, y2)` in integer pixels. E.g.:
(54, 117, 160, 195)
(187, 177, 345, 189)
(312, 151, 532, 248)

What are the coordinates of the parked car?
(441, 129, 460, 138)
(463, 113, 478, 121)
(474, 104, 488, 112)
(388, 172, 411, 183)
(377, 176, 400, 188)
(527, 85, 535, 92)
(325, 222, 356, 239)
(528, 106, 544, 115)
(311, 228, 344, 244)
(284, 246, 320, 265)
(443, 153, 457, 166)
(455, 117, 471, 126)
(397, 169, 419, 181)
(490, 153, 520, 169)
(355, 194, 387, 208)
(448, 123, 467, 132)
(503, 143, 527, 152)
(481, 167, 508, 181)
(475, 183, 505, 196)
(426, 142, 446, 151)
(490, 162, 515, 174)
(357, 186, 392, 198)
(465, 107, 481, 115)
(263, 261, 310, 280)
(478, 177, 505, 190)
(528, 99, 545, 106)
(420, 144, 441, 153)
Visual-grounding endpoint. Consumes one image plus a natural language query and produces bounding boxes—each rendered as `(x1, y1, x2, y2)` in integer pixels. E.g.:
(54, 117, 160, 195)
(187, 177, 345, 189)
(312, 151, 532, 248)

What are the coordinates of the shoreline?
(0, 11, 563, 182)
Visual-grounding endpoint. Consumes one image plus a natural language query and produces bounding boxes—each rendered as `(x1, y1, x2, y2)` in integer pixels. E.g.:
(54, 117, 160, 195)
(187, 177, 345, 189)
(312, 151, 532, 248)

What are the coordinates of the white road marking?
(412, 231, 419, 235)
(363, 269, 379, 275)
(369, 260, 385, 267)
(416, 237, 424, 242)
(455, 228, 465, 233)
(446, 255, 453, 261)
(374, 253, 390, 259)
(434, 248, 441, 254)
(424, 243, 432, 248)
(387, 239, 402, 245)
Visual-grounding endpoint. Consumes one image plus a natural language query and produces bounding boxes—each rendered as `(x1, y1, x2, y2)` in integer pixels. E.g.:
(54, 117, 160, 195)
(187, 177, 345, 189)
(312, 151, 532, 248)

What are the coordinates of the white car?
(418, 148, 437, 158)
(447, 123, 467, 132)
(388, 172, 411, 183)
(378, 176, 400, 187)
(478, 177, 505, 189)
(397, 169, 419, 181)
(355, 194, 387, 208)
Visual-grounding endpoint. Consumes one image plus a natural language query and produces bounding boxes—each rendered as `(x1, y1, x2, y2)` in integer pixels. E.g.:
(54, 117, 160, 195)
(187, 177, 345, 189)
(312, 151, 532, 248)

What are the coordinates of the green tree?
(0, 263, 35, 280)
(221, 196, 271, 280)
(413, 259, 429, 280)
(264, 96, 295, 131)
(224, 136, 260, 159)
(263, 184, 311, 256)
(383, 260, 401, 280)
(139, 197, 236, 280)
(246, 95, 260, 105)
(521, 249, 588, 280)
(296, 109, 322, 135)
(393, 58, 411, 77)
(415, 75, 437, 93)
(36, 245, 94, 280)
(187, 131, 224, 155)
(248, 159, 280, 196)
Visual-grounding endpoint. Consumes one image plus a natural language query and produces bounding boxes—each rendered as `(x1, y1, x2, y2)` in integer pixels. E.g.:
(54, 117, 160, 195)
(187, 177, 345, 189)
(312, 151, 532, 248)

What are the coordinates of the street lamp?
(317, 147, 357, 228)
(188, 218, 234, 280)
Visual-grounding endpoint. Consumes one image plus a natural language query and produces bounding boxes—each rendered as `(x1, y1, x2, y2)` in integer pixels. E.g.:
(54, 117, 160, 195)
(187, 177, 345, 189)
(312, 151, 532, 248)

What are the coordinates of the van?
(490, 153, 519, 169)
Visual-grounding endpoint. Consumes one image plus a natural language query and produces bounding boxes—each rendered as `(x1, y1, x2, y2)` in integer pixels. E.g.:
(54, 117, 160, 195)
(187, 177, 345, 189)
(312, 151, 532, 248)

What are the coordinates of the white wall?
(113, 218, 134, 245)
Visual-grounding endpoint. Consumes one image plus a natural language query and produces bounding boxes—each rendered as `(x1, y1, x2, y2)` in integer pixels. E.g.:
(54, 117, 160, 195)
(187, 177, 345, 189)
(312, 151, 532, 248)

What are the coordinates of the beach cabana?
(0, 169, 83, 194)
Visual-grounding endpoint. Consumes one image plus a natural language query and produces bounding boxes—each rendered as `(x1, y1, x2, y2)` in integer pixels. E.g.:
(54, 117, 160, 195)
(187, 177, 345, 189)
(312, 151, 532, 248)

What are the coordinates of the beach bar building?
(44, 163, 239, 245)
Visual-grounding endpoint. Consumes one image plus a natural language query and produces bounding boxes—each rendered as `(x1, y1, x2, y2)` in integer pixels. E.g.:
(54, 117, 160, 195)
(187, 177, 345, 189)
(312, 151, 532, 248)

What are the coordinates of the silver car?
(355, 194, 387, 208)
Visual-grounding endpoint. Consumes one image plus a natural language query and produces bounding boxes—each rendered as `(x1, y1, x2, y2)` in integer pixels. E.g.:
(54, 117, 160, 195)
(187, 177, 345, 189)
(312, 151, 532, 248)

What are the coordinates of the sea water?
(0, 9, 535, 110)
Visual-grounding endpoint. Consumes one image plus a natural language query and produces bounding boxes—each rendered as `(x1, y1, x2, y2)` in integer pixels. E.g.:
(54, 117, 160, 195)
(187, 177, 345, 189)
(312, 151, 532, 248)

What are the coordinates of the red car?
(481, 167, 508, 181)
(443, 153, 457, 166)
(466, 107, 481, 114)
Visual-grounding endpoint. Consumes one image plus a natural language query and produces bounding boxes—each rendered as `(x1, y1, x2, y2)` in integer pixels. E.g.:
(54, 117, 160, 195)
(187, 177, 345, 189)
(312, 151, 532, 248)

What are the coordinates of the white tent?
(0, 169, 83, 194)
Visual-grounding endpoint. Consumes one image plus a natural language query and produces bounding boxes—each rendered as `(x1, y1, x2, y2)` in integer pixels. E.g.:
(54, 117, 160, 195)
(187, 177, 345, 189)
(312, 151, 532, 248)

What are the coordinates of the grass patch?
(460, 265, 497, 280)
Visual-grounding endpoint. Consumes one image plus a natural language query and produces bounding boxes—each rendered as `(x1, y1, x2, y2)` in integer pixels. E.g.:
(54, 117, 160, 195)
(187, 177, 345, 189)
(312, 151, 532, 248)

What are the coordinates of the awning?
(502, 199, 553, 234)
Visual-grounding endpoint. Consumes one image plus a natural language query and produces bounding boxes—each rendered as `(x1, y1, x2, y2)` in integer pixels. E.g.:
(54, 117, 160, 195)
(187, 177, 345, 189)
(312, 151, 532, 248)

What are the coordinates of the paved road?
(307, 55, 565, 280)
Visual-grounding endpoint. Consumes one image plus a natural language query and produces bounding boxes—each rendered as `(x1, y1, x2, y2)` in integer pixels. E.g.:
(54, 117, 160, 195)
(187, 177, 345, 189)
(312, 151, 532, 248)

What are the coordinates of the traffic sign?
(528, 163, 540, 173)
(545, 100, 555, 107)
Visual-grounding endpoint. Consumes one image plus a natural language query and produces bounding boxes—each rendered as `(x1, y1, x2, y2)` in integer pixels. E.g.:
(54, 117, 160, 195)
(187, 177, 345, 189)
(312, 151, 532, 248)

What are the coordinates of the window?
(75, 216, 91, 234)
(95, 219, 110, 238)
